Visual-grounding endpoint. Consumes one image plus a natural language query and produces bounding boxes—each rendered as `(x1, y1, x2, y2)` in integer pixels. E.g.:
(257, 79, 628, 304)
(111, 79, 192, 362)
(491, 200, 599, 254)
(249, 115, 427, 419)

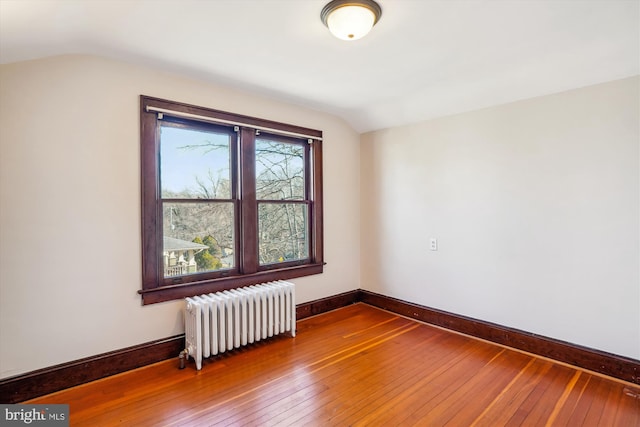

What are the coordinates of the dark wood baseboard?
(0, 335, 185, 404)
(296, 290, 359, 320)
(0, 291, 359, 403)
(3, 288, 637, 403)
(359, 289, 639, 385)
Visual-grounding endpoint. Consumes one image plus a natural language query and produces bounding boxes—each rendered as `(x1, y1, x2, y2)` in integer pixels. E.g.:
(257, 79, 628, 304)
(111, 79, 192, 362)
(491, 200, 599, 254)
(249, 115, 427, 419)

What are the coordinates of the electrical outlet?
(430, 238, 438, 251)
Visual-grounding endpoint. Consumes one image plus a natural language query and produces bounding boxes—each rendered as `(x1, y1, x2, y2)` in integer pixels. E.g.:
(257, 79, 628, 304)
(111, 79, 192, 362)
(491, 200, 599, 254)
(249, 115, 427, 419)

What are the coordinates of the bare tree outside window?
(160, 124, 234, 277)
(159, 128, 311, 275)
(256, 138, 308, 264)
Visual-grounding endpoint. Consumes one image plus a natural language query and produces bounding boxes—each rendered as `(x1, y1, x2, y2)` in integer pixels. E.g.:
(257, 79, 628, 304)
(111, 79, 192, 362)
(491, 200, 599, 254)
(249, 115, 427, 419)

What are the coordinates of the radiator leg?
(179, 349, 188, 369)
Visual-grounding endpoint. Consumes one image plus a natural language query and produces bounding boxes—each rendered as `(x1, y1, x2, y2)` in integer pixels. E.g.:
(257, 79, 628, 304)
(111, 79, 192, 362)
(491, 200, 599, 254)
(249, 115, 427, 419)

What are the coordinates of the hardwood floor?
(28, 304, 639, 426)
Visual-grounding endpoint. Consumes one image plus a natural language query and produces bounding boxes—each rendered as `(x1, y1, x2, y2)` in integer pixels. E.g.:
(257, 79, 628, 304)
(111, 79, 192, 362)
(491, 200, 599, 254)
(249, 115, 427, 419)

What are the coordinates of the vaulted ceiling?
(1, 0, 638, 133)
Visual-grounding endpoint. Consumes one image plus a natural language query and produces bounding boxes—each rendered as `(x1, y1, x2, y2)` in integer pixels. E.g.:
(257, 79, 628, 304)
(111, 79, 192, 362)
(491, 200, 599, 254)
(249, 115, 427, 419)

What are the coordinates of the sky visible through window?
(160, 125, 230, 196)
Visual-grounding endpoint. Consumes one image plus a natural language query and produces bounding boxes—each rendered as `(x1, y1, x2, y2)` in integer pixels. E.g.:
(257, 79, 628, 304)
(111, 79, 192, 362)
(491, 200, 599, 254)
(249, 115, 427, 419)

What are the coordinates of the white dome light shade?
(321, 0, 382, 41)
(327, 6, 375, 40)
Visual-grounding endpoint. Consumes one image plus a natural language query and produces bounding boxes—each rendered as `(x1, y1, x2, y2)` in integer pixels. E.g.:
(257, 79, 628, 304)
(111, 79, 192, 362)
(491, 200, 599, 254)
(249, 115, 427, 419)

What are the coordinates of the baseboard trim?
(3, 288, 637, 403)
(296, 290, 360, 320)
(0, 291, 359, 403)
(359, 289, 639, 385)
(0, 335, 185, 404)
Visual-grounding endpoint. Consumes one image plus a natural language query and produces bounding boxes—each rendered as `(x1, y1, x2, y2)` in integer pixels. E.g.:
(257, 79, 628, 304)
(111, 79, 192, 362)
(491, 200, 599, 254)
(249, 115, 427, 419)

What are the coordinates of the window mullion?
(239, 127, 258, 274)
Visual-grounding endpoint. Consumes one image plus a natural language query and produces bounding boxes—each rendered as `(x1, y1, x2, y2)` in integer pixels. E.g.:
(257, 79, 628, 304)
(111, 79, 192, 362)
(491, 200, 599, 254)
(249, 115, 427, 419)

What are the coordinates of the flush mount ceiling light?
(321, 0, 382, 41)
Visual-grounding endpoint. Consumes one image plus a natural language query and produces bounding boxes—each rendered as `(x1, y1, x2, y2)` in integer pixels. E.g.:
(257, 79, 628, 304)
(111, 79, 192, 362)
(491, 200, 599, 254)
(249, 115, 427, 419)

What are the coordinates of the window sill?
(139, 263, 323, 305)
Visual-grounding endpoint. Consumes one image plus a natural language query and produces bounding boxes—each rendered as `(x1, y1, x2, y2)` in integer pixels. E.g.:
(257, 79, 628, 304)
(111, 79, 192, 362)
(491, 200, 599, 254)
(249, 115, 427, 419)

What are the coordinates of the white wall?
(0, 55, 361, 379)
(361, 77, 640, 359)
(1, 55, 637, 380)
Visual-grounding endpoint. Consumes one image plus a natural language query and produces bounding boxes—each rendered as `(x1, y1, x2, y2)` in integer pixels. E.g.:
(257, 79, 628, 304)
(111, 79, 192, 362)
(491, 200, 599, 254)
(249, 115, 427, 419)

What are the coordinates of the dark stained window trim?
(139, 263, 324, 305)
(140, 96, 324, 305)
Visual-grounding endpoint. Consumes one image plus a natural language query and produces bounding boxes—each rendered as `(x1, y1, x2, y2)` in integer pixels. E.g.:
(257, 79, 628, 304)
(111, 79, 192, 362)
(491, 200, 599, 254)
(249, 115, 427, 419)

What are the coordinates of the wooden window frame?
(139, 96, 324, 305)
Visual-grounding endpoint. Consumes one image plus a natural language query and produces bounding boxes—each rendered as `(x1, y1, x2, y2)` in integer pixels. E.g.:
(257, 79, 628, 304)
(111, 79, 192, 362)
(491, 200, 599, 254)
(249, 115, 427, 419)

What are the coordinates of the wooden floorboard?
(27, 304, 640, 426)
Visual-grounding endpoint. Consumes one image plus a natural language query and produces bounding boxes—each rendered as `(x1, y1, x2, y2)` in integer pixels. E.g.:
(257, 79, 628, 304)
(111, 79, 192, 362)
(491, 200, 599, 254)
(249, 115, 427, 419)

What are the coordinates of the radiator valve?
(178, 349, 187, 369)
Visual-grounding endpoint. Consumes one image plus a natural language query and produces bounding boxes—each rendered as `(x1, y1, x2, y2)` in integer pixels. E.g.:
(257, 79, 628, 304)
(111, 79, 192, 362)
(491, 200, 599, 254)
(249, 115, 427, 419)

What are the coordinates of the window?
(140, 96, 323, 304)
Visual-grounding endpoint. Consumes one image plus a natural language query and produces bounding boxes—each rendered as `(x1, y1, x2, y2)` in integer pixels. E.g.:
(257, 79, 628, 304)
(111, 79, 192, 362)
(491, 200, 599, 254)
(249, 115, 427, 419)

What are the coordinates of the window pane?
(258, 203, 308, 265)
(160, 124, 232, 199)
(255, 138, 304, 200)
(163, 202, 234, 277)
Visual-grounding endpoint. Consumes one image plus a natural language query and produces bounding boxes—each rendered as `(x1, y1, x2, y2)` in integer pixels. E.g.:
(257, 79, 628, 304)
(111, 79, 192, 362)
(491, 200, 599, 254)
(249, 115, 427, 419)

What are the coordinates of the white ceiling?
(1, 0, 638, 133)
